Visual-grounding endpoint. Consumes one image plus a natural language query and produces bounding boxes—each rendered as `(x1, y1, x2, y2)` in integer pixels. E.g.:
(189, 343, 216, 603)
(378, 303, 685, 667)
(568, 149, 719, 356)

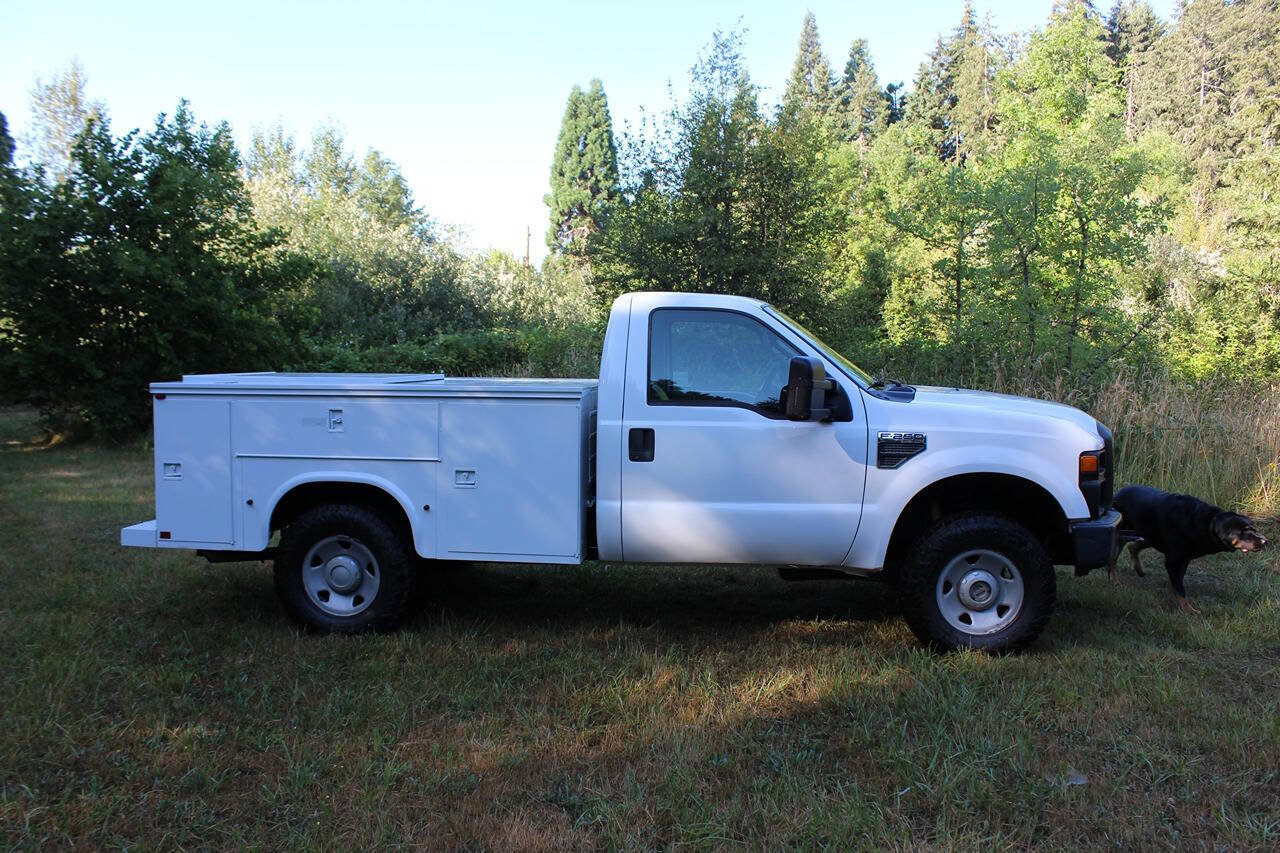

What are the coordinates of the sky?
(2, 0, 1180, 265)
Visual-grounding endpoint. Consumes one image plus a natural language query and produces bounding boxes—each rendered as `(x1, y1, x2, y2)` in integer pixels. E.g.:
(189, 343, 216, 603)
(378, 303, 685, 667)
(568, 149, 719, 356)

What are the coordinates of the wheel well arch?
(269, 481, 414, 547)
(882, 473, 1071, 578)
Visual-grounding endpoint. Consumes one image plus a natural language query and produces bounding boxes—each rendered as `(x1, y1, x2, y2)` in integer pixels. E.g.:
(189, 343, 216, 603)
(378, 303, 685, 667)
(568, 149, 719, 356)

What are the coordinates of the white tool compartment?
(127, 373, 598, 565)
(153, 396, 234, 545)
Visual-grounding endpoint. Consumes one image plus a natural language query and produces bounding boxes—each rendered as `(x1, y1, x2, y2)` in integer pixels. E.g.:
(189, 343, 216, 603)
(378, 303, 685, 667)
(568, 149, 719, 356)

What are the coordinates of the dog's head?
(1212, 512, 1269, 553)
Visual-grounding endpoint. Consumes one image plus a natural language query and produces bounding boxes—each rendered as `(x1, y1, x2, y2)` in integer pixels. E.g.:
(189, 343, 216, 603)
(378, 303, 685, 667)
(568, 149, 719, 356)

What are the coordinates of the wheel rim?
(935, 549, 1024, 635)
(301, 535, 381, 617)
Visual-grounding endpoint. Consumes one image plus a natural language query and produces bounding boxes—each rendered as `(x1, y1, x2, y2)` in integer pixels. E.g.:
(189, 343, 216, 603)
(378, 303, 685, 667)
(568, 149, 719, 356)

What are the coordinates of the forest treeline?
(1, 0, 1278, 436)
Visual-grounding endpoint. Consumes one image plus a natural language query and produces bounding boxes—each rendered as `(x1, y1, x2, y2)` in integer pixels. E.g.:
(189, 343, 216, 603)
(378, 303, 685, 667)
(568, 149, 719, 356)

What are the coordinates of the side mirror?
(783, 356, 833, 422)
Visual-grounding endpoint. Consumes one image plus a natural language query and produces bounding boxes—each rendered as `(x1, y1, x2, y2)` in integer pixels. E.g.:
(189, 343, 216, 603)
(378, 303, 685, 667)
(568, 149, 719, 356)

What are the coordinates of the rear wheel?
(274, 504, 414, 633)
(900, 513, 1055, 652)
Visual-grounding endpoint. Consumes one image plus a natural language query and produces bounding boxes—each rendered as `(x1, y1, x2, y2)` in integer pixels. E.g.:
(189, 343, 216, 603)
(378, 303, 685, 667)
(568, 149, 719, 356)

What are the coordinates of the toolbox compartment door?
(154, 397, 234, 544)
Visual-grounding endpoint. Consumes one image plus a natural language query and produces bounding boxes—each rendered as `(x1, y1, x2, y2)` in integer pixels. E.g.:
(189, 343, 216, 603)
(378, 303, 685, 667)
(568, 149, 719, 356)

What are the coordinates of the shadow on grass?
(140, 556, 908, 650)
(139, 554, 1178, 652)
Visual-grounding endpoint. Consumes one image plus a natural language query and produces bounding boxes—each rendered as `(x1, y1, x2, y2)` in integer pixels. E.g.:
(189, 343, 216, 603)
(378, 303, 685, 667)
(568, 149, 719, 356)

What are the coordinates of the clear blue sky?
(2, 0, 1179, 264)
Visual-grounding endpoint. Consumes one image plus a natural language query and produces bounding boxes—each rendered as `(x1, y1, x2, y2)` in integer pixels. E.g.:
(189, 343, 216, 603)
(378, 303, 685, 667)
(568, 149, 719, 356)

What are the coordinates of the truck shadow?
(410, 561, 899, 635)
(146, 560, 1188, 652)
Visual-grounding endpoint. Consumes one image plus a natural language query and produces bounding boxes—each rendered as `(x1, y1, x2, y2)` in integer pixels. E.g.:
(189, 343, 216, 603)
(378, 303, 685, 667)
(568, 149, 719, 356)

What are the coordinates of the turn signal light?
(1079, 453, 1100, 476)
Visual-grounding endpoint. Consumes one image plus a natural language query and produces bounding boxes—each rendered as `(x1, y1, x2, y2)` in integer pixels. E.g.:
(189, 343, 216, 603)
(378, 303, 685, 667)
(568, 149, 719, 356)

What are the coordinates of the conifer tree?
(1105, 1, 1164, 138)
(834, 38, 890, 149)
(783, 12, 834, 115)
(0, 112, 14, 167)
(545, 79, 618, 254)
(949, 7, 1000, 162)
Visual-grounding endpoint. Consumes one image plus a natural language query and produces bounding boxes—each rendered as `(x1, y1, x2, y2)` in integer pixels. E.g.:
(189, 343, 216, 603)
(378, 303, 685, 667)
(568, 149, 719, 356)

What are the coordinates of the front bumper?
(1071, 509, 1122, 573)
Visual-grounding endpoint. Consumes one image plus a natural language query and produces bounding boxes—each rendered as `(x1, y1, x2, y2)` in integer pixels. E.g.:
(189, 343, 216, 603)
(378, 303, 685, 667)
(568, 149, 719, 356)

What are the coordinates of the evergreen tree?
(906, 36, 958, 159)
(904, 4, 994, 162)
(949, 7, 1000, 161)
(1104, 1, 1165, 138)
(834, 38, 889, 148)
(545, 79, 618, 254)
(0, 113, 13, 166)
(885, 82, 908, 125)
(783, 11, 835, 115)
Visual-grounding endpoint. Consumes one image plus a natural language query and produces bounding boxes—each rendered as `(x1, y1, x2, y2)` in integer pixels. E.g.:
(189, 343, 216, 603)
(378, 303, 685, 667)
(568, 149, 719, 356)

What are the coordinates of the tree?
(874, 125, 989, 378)
(1105, 1, 1165, 138)
(599, 30, 837, 324)
(246, 124, 468, 347)
(0, 112, 14, 167)
(783, 11, 835, 116)
(1, 104, 315, 435)
(834, 38, 890, 149)
(906, 35, 958, 159)
(545, 79, 618, 254)
(24, 60, 103, 182)
(949, 7, 1001, 162)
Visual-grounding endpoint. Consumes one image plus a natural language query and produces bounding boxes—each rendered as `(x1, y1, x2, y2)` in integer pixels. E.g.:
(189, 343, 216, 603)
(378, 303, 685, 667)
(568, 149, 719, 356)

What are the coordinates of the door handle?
(628, 428, 655, 462)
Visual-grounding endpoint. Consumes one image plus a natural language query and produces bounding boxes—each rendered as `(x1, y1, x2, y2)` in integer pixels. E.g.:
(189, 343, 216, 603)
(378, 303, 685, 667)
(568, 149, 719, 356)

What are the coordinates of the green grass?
(1, 406, 1277, 849)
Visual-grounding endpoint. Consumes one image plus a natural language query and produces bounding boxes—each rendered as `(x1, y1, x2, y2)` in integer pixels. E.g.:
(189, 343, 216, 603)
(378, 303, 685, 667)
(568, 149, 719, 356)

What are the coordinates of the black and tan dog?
(1112, 485, 1268, 613)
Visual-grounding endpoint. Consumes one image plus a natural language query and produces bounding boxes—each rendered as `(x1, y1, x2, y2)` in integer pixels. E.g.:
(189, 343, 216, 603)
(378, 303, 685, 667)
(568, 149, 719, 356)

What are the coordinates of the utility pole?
(524, 226, 531, 269)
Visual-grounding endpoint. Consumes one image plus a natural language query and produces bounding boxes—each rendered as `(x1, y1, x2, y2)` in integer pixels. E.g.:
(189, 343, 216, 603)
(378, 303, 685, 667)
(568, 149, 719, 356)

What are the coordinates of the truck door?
(620, 305, 866, 565)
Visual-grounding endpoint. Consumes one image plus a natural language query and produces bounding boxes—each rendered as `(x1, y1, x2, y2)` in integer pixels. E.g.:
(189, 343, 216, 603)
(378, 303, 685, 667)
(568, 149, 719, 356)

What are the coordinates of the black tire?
(899, 513, 1056, 653)
(274, 504, 414, 634)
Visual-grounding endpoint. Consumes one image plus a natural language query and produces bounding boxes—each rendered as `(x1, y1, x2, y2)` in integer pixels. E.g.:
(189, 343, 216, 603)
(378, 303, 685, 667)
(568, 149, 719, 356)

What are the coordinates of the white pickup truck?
(122, 292, 1119, 651)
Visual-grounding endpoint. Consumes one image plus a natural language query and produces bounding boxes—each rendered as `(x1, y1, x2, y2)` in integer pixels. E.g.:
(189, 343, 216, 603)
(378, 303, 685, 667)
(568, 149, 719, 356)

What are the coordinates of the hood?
(910, 385, 1100, 434)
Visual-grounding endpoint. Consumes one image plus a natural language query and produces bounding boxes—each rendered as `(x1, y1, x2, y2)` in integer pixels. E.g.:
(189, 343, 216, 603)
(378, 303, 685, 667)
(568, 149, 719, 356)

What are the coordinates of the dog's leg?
(1128, 540, 1147, 577)
(1166, 558, 1199, 614)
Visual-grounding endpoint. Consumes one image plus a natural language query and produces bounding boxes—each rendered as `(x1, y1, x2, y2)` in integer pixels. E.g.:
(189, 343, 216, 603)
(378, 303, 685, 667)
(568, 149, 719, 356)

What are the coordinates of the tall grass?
(985, 368, 1280, 516)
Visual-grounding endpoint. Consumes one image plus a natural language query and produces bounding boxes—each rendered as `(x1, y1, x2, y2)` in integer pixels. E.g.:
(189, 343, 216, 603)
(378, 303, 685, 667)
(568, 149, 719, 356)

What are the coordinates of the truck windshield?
(765, 307, 874, 386)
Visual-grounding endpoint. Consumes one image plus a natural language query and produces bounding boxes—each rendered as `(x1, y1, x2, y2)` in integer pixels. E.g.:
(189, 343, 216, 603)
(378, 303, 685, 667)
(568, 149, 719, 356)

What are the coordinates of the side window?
(648, 309, 798, 416)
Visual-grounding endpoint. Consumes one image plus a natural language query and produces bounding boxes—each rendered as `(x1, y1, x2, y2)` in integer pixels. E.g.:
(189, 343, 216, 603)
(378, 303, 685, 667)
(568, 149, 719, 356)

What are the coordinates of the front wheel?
(900, 514, 1056, 652)
(274, 504, 414, 633)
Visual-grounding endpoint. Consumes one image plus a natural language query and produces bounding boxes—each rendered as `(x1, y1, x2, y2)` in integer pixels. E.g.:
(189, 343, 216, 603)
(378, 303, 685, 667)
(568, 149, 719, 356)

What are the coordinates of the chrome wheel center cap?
(326, 555, 362, 593)
(958, 570, 999, 610)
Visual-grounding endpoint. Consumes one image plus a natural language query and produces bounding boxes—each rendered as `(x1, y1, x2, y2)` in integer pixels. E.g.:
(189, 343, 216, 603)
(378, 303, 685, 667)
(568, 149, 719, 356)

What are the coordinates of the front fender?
(844, 445, 1088, 571)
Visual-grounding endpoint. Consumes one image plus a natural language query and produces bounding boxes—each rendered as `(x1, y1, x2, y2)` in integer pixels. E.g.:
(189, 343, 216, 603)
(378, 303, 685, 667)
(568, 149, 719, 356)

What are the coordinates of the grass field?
(1, 405, 1277, 849)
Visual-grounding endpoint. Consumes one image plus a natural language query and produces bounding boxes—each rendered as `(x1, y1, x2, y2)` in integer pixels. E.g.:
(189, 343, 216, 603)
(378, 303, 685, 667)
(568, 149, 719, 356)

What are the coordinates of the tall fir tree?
(834, 38, 890, 149)
(949, 7, 1000, 162)
(0, 112, 14, 167)
(545, 79, 618, 254)
(1104, 1, 1165, 139)
(905, 4, 986, 161)
(783, 11, 835, 116)
(906, 35, 956, 156)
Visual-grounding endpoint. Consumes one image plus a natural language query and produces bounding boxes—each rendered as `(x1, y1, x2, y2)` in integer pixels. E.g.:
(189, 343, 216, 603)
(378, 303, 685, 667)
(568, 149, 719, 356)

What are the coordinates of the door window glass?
(648, 309, 798, 416)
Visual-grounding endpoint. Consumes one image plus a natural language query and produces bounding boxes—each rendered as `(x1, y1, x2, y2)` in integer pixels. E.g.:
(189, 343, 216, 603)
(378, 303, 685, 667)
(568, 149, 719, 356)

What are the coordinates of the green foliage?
(23, 60, 104, 183)
(246, 124, 479, 346)
(598, 30, 837, 327)
(5, 0, 1280, 437)
(0, 104, 315, 436)
(783, 11, 835, 116)
(545, 80, 618, 254)
(833, 39, 891, 148)
(295, 325, 602, 380)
